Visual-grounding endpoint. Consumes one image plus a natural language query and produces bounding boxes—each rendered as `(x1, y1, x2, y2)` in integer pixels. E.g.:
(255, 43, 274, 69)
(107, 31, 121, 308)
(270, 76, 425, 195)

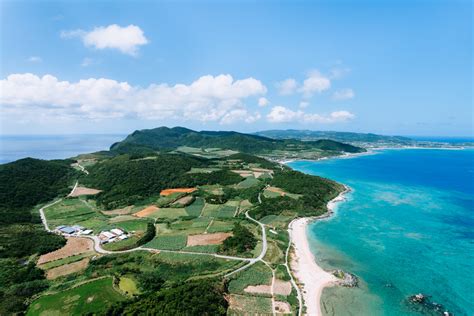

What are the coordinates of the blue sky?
(0, 0, 472, 136)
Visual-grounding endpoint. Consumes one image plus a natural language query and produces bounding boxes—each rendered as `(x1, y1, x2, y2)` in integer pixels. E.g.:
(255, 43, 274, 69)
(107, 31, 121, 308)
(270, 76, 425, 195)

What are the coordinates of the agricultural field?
(118, 275, 140, 296)
(44, 198, 110, 233)
(228, 262, 272, 294)
(228, 294, 273, 315)
(27, 277, 125, 316)
(145, 234, 187, 250)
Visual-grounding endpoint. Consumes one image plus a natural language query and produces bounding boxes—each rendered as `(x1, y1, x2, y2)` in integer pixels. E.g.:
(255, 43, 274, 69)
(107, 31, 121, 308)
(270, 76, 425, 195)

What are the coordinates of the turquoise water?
(289, 149, 474, 316)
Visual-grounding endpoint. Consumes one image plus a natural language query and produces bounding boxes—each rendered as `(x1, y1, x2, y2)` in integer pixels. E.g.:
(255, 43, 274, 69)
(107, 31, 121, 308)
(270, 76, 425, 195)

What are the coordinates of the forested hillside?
(0, 158, 75, 314)
(110, 126, 365, 154)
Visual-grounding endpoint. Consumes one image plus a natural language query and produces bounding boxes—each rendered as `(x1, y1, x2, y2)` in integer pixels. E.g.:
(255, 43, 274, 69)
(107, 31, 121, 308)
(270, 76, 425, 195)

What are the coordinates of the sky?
(0, 0, 472, 136)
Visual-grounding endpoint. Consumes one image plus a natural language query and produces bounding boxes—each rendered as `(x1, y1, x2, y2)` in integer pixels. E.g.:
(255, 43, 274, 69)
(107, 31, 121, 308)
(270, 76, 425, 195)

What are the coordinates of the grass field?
(119, 276, 140, 296)
(112, 219, 150, 232)
(228, 262, 272, 293)
(236, 176, 260, 188)
(201, 203, 221, 217)
(145, 234, 187, 250)
(27, 277, 125, 316)
(39, 252, 93, 270)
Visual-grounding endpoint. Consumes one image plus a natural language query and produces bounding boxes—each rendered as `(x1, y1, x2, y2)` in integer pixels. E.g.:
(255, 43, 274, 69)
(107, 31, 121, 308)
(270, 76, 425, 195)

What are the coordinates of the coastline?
(289, 185, 350, 316)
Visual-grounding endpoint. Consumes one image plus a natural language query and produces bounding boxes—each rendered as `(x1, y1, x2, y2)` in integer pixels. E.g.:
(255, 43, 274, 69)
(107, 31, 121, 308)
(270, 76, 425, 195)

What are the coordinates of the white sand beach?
(289, 188, 349, 315)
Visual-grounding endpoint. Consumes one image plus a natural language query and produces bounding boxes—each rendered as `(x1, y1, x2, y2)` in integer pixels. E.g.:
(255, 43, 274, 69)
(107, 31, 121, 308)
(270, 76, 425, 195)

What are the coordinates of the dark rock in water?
(332, 269, 358, 287)
(406, 293, 453, 316)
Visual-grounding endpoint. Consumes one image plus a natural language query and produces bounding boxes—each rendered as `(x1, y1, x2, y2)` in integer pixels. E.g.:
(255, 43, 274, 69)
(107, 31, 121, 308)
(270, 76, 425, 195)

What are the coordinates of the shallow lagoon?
(289, 149, 474, 316)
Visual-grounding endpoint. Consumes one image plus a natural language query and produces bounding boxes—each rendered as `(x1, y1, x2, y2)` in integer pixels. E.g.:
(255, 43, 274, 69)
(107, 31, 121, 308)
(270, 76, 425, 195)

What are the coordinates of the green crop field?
(183, 244, 220, 253)
(206, 220, 235, 233)
(201, 203, 221, 217)
(113, 219, 150, 232)
(44, 198, 109, 232)
(153, 207, 188, 219)
(39, 252, 94, 270)
(228, 262, 272, 293)
(228, 294, 273, 315)
(185, 197, 205, 217)
(27, 277, 125, 316)
(145, 234, 187, 250)
(216, 205, 236, 218)
(236, 176, 260, 188)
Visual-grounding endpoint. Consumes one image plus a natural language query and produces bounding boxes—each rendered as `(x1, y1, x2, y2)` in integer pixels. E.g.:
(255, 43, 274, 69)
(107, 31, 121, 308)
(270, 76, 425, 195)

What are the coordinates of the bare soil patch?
(244, 284, 272, 294)
(186, 232, 232, 246)
(274, 301, 291, 314)
(134, 205, 159, 217)
(273, 280, 292, 296)
(172, 195, 194, 206)
(267, 186, 286, 196)
(38, 238, 94, 265)
(231, 170, 253, 177)
(243, 280, 291, 296)
(46, 258, 90, 279)
(101, 206, 134, 215)
(69, 186, 102, 197)
(160, 188, 197, 196)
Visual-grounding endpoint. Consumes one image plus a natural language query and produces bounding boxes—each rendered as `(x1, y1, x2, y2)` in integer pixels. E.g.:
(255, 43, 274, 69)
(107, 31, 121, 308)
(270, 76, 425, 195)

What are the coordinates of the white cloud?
(276, 78, 298, 95)
(299, 70, 331, 98)
(332, 88, 355, 100)
(266, 106, 354, 123)
(81, 58, 95, 67)
(258, 97, 269, 107)
(61, 24, 148, 56)
(27, 56, 42, 63)
(299, 101, 309, 108)
(329, 67, 351, 79)
(0, 73, 266, 125)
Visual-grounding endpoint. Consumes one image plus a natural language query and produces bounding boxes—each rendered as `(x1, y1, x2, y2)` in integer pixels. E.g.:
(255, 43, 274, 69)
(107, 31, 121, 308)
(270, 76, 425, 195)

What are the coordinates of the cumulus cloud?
(61, 24, 148, 56)
(332, 88, 355, 100)
(27, 56, 42, 63)
(299, 70, 331, 98)
(276, 78, 298, 95)
(266, 106, 354, 123)
(0, 73, 266, 124)
(299, 101, 309, 108)
(258, 97, 269, 107)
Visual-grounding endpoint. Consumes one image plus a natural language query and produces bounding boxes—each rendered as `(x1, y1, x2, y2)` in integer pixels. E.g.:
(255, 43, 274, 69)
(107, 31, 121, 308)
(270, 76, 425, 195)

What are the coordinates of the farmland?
(27, 277, 125, 316)
(12, 135, 346, 316)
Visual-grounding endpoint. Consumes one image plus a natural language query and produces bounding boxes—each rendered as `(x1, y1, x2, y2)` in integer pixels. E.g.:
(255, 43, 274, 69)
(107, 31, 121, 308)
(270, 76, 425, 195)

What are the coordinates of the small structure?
(110, 228, 124, 236)
(81, 229, 93, 235)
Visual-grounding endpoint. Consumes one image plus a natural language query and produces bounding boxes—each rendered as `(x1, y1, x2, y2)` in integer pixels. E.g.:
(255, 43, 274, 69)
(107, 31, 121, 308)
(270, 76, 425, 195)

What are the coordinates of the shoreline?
(289, 186, 350, 316)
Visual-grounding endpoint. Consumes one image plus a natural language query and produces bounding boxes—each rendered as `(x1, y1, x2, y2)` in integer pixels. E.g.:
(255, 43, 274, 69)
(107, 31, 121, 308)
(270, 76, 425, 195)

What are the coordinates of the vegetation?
(27, 277, 125, 316)
(220, 223, 257, 255)
(135, 222, 156, 247)
(0, 158, 75, 314)
(110, 126, 365, 155)
(106, 279, 228, 315)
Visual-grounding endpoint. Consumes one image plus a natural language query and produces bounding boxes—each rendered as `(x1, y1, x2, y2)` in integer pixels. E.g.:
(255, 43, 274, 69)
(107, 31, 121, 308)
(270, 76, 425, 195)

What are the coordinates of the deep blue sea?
(0, 134, 126, 164)
(289, 149, 474, 316)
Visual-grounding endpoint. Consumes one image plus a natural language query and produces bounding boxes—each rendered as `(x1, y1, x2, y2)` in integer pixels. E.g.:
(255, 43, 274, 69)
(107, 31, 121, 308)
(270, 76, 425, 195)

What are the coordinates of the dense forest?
(110, 126, 366, 154)
(250, 169, 343, 219)
(0, 158, 75, 314)
(220, 223, 257, 255)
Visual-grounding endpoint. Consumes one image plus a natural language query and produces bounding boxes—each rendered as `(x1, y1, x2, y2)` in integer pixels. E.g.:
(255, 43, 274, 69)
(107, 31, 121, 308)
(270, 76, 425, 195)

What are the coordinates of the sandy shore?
(289, 187, 349, 316)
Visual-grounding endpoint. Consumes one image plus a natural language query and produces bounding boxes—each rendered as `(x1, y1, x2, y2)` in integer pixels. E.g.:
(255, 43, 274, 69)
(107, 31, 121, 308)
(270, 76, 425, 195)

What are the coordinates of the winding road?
(39, 179, 302, 315)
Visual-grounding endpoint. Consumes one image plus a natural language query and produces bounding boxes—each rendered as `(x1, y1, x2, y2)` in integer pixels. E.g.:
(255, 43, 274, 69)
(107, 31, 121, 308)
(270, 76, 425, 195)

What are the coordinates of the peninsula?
(0, 127, 361, 315)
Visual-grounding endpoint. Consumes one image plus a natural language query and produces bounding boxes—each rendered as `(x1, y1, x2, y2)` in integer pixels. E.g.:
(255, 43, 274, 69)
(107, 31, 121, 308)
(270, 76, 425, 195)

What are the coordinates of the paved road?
(39, 199, 62, 232)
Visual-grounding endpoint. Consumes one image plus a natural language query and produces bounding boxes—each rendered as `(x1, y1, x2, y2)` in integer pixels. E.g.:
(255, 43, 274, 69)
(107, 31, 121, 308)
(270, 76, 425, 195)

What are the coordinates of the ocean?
(0, 134, 126, 164)
(288, 149, 474, 316)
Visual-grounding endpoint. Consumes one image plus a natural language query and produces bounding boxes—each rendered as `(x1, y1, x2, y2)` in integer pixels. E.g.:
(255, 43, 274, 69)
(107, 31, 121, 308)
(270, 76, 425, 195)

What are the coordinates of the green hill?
(254, 129, 413, 145)
(110, 126, 365, 154)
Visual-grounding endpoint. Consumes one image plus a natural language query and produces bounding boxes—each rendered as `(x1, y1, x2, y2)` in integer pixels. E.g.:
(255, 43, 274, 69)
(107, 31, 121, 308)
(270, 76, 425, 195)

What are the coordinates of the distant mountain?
(254, 130, 413, 145)
(110, 126, 366, 154)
